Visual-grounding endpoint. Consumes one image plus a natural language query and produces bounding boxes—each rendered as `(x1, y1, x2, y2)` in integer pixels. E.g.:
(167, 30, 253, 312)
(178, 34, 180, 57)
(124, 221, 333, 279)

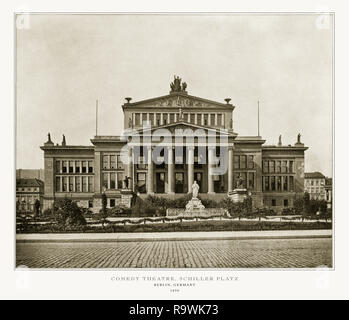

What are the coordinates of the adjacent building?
(41, 77, 308, 213)
(304, 172, 326, 201)
(16, 178, 44, 214)
(325, 177, 333, 209)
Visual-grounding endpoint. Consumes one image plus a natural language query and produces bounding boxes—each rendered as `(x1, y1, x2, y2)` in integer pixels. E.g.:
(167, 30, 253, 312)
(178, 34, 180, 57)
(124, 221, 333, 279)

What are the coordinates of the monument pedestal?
(228, 188, 248, 203)
(185, 197, 205, 214)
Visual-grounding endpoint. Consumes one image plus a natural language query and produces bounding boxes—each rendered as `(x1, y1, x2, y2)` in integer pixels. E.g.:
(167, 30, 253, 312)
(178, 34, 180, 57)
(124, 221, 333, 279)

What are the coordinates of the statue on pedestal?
(192, 181, 199, 199)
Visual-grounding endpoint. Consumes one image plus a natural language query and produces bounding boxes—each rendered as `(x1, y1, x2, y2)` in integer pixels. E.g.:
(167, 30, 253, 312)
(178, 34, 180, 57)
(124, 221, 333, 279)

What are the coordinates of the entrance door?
(175, 173, 184, 193)
(156, 172, 165, 193)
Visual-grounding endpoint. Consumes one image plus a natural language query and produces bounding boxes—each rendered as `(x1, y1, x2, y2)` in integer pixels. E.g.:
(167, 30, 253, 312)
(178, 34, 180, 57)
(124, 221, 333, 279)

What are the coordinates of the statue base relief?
(228, 188, 248, 203)
(185, 197, 205, 213)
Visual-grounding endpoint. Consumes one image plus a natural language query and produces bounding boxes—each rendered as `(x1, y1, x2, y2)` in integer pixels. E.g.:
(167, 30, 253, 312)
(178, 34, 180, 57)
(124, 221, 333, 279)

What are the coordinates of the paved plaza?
(16, 238, 332, 268)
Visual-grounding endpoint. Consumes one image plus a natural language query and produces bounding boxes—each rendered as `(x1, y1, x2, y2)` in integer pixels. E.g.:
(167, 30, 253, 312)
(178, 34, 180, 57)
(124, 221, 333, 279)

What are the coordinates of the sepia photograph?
(15, 13, 333, 270)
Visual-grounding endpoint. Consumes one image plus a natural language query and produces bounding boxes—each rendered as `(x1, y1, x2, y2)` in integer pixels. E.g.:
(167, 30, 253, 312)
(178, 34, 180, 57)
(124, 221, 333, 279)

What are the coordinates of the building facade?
(304, 172, 326, 201)
(16, 178, 44, 214)
(325, 177, 332, 209)
(41, 77, 308, 213)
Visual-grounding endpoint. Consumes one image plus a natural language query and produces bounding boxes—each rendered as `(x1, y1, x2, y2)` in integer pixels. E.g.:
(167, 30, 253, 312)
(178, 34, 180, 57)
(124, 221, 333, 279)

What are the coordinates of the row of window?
(263, 160, 294, 174)
(234, 155, 255, 170)
(132, 112, 225, 127)
(263, 176, 295, 192)
(305, 179, 325, 186)
(234, 172, 255, 189)
(103, 155, 124, 170)
(56, 176, 94, 192)
(305, 187, 325, 194)
(16, 187, 40, 192)
(102, 172, 125, 190)
(56, 160, 94, 174)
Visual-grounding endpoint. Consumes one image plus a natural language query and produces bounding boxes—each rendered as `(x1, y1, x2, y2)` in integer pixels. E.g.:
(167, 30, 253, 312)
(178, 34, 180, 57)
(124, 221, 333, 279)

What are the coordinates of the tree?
(53, 197, 86, 230)
(100, 192, 108, 227)
(303, 192, 310, 215)
(294, 197, 304, 215)
(34, 199, 40, 217)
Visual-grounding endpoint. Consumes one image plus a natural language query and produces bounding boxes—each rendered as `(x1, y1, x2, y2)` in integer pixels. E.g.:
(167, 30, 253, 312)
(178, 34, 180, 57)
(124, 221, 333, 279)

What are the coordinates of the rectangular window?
(170, 113, 175, 123)
(62, 161, 68, 173)
(88, 200, 93, 208)
(55, 177, 60, 192)
(271, 176, 276, 191)
(110, 173, 116, 189)
(110, 156, 116, 169)
(117, 173, 124, 189)
(156, 113, 161, 126)
(76, 177, 81, 192)
(75, 161, 81, 173)
(284, 199, 289, 207)
(103, 173, 108, 189)
(162, 113, 167, 125)
(210, 114, 215, 125)
(190, 113, 195, 123)
(82, 177, 88, 192)
(248, 172, 255, 189)
(69, 177, 74, 191)
(141, 113, 147, 124)
(217, 114, 222, 126)
(263, 160, 269, 173)
(204, 114, 208, 125)
(283, 176, 288, 191)
(269, 160, 275, 173)
(197, 114, 202, 125)
(289, 161, 294, 173)
(63, 177, 68, 192)
(272, 199, 276, 206)
(277, 176, 282, 191)
(110, 199, 115, 208)
(281, 161, 288, 173)
(135, 113, 141, 125)
(82, 161, 87, 173)
(240, 155, 247, 169)
(56, 161, 61, 173)
(248, 155, 254, 169)
(234, 155, 240, 169)
(117, 155, 124, 169)
(149, 113, 154, 126)
(265, 176, 270, 191)
(88, 161, 93, 173)
(88, 176, 93, 192)
(103, 155, 109, 169)
(69, 161, 74, 173)
(275, 161, 281, 173)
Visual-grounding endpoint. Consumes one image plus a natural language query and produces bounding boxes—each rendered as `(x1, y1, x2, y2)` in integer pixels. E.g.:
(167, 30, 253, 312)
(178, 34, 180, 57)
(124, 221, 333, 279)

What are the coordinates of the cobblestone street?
(16, 238, 332, 268)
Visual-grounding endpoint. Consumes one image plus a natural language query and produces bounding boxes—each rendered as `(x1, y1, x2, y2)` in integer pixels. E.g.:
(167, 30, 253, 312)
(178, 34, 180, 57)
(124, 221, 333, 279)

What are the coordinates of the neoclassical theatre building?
(41, 77, 308, 213)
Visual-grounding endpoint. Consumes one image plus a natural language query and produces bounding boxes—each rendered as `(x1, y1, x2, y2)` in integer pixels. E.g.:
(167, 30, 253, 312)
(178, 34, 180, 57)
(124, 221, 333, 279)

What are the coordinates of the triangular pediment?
(122, 93, 234, 111)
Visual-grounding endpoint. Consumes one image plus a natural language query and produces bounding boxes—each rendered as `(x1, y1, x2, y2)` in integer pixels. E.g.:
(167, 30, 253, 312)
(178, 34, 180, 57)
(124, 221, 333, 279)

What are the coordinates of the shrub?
(51, 197, 86, 230)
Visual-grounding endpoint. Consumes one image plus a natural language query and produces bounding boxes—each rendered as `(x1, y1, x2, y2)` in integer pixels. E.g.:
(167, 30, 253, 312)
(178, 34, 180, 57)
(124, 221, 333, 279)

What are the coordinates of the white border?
(1, 0, 348, 300)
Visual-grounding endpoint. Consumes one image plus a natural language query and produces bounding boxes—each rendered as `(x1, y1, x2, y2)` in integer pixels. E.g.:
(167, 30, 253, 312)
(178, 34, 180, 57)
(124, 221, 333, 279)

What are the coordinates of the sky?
(16, 14, 333, 176)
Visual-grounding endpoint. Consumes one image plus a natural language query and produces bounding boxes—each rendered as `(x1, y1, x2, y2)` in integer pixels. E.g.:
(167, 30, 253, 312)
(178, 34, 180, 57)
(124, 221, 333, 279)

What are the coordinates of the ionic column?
(147, 147, 154, 194)
(195, 113, 198, 125)
(160, 113, 164, 125)
(228, 147, 234, 193)
(167, 147, 174, 194)
(188, 146, 194, 194)
(208, 147, 215, 194)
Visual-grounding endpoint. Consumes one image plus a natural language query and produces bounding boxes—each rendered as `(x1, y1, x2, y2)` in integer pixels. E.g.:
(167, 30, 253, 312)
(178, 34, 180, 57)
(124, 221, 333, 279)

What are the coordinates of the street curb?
(16, 234, 332, 243)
